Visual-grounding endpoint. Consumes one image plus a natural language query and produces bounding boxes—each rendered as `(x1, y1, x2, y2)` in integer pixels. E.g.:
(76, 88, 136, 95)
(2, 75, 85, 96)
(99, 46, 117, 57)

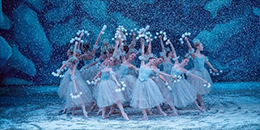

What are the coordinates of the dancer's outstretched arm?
(158, 70, 176, 79)
(185, 69, 207, 83)
(83, 60, 98, 70)
(57, 63, 67, 75)
(92, 71, 101, 81)
(205, 57, 218, 73)
(110, 71, 121, 88)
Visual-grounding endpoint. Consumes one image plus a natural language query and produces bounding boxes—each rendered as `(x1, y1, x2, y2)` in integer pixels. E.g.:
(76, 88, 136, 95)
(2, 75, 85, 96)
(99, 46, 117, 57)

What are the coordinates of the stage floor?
(1, 82, 260, 129)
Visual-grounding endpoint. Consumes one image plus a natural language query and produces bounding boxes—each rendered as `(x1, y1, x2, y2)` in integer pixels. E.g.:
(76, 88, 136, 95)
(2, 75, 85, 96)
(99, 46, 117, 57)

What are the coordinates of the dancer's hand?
(185, 37, 189, 41)
(75, 90, 78, 95)
(203, 80, 207, 84)
(158, 35, 162, 39)
(57, 70, 61, 75)
(148, 37, 151, 41)
(140, 38, 145, 44)
(167, 39, 172, 45)
(80, 32, 84, 37)
(133, 32, 136, 37)
(171, 76, 177, 80)
(213, 68, 218, 73)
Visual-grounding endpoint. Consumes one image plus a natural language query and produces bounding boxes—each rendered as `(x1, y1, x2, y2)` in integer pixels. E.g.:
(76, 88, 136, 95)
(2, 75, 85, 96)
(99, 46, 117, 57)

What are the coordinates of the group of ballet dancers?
(54, 25, 219, 120)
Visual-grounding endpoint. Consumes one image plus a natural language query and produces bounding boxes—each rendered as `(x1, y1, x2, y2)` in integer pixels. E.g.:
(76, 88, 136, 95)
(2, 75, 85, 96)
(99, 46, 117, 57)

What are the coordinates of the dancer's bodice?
(193, 56, 205, 71)
(138, 67, 152, 81)
(100, 70, 110, 80)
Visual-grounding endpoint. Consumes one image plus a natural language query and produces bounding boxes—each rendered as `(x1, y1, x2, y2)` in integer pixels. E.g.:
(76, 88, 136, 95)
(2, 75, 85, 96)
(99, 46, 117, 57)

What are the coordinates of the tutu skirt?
(187, 68, 213, 95)
(65, 71, 93, 109)
(170, 79, 197, 108)
(154, 79, 175, 107)
(58, 70, 70, 100)
(96, 79, 125, 108)
(131, 78, 164, 109)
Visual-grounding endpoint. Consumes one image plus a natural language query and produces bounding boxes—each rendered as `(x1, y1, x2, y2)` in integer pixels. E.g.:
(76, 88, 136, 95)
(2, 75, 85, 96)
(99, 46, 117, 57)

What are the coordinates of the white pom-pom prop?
(179, 32, 191, 44)
(70, 92, 83, 99)
(102, 25, 107, 31)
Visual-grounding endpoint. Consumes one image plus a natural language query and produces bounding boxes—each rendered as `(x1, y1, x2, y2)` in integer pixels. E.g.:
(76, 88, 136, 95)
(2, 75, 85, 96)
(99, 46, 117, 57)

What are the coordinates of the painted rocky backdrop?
(0, 0, 259, 85)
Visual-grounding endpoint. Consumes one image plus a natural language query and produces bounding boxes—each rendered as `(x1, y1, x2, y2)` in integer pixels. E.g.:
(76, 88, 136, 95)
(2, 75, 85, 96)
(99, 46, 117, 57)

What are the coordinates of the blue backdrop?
(0, 0, 259, 85)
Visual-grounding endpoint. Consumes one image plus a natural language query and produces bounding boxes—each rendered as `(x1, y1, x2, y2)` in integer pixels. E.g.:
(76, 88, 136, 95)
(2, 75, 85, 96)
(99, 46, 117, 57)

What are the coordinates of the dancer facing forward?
(93, 39, 129, 121)
(131, 38, 168, 120)
(169, 42, 207, 112)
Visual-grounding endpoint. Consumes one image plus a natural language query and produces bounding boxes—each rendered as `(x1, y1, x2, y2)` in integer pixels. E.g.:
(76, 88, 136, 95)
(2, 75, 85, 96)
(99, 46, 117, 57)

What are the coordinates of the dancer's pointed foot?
(97, 108, 102, 116)
(102, 115, 108, 119)
(139, 116, 148, 121)
(170, 112, 178, 116)
(72, 110, 76, 116)
(122, 113, 129, 121)
(200, 103, 205, 109)
(159, 111, 167, 116)
(83, 111, 88, 118)
(196, 106, 205, 113)
(108, 109, 119, 116)
(61, 107, 67, 114)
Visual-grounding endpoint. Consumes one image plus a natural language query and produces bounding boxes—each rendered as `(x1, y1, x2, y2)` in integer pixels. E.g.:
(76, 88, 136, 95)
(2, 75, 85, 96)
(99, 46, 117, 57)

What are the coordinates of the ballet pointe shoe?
(97, 108, 102, 116)
(158, 110, 167, 116)
(200, 103, 205, 109)
(102, 115, 108, 119)
(107, 110, 112, 117)
(139, 116, 148, 121)
(122, 113, 129, 121)
(83, 111, 88, 118)
(170, 111, 178, 116)
(62, 108, 67, 114)
(196, 106, 205, 113)
(107, 108, 119, 117)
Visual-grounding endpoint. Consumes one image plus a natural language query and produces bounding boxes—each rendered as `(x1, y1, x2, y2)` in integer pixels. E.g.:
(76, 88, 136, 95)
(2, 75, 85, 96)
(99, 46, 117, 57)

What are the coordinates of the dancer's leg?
(116, 101, 129, 121)
(156, 106, 167, 116)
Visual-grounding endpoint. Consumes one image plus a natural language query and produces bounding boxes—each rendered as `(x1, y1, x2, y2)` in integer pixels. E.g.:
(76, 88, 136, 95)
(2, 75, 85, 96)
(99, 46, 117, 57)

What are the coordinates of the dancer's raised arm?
(140, 38, 145, 66)
(92, 27, 105, 54)
(184, 37, 195, 59)
(148, 37, 152, 54)
(129, 32, 137, 50)
(167, 40, 179, 63)
(159, 35, 165, 53)
(73, 42, 79, 57)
